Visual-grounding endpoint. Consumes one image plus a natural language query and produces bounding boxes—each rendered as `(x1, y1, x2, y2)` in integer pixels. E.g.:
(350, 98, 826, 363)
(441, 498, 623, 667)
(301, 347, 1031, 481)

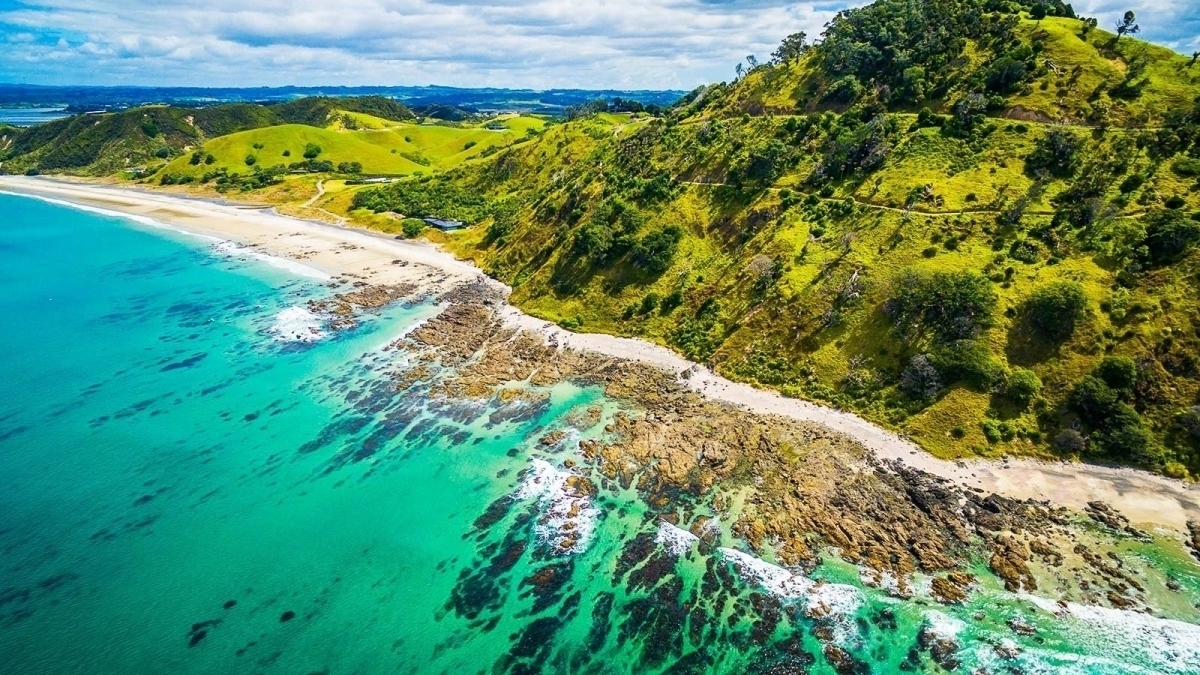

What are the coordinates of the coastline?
(3, 174, 1197, 531)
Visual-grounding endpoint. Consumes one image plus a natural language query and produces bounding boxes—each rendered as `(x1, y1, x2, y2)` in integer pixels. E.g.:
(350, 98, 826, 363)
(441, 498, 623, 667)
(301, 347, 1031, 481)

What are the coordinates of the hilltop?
(4, 0, 1200, 480)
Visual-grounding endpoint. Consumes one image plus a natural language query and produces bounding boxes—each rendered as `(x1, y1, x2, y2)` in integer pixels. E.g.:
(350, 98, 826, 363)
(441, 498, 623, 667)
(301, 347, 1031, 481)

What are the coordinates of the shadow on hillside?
(1004, 312, 1063, 367)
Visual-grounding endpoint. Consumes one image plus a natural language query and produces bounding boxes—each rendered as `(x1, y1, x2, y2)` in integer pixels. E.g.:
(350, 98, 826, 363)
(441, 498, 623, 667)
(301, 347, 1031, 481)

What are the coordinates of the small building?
(423, 217, 468, 231)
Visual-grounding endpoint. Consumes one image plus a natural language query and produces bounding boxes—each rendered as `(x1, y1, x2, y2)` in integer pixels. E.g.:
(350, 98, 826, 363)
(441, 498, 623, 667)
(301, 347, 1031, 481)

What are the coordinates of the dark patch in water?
(187, 619, 221, 648)
(280, 610, 296, 623)
(223, 600, 237, 610)
(160, 353, 208, 372)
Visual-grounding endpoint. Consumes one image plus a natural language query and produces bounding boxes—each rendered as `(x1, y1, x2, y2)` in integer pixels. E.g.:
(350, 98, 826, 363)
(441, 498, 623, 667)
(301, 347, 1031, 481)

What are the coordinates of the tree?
(303, 143, 322, 160)
(1095, 355, 1137, 394)
(630, 225, 683, 275)
(1005, 368, 1043, 406)
(1080, 16, 1098, 39)
(1191, 51, 1200, 67)
(888, 270, 997, 342)
(1031, 3, 1048, 24)
(745, 55, 759, 70)
(901, 354, 942, 401)
(735, 62, 745, 80)
(771, 32, 808, 64)
(1115, 11, 1139, 42)
(1143, 208, 1200, 265)
(1026, 128, 1084, 179)
(1025, 281, 1088, 341)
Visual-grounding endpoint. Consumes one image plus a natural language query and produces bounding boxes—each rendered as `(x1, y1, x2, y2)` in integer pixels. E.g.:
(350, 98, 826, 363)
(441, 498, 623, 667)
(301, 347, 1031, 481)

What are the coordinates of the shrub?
(639, 293, 660, 315)
(303, 143, 322, 160)
(1005, 367, 1043, 405)
(1118, 174, 1144, 194)
(1171, 157, 1200, 176)
(464, 140, 477, 151)
(981, 419, 1003, 444)
(245, 155, 257, 166)
(1025, 281, 1088, 341)
(888, 270, 996, 342)
(154, 147, 170, 159)
(630, 225, 683, 275)
(900, 354, 942, 401)
(1094, 355, 1137, 394)
(1069, 375, 1120, 421)
(190, 152, 203, 166)
(283, 150, 291, 157)
(140, 118, 159, 138)
(1055, 428, 1087, 454)
(337, 161, 362, 174)
(1165, 195, 1186, 210)
(401, 218, 426, 238)
(930, 340, 1003, 389)
(1142, 209, 1200, 265)
(1025, 129, 1083, 179)
(1178, 406, 1200, 441)
(205, 154, 216, 165)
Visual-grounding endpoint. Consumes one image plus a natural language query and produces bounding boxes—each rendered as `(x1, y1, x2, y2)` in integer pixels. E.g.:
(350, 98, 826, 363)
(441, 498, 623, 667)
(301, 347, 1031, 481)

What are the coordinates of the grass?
(159, 112, 549, 179)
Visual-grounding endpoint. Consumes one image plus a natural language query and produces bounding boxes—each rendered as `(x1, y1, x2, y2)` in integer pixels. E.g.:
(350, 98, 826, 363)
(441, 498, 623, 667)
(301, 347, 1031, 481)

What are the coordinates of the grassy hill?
(0, 96, 415, 176)
(345, 2, 1200, 479)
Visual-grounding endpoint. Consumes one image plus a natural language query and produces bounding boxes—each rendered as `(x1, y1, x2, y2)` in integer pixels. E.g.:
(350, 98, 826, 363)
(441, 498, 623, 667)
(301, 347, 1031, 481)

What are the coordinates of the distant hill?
(0, 84, 687, 116)
(0, 96, 415, 175)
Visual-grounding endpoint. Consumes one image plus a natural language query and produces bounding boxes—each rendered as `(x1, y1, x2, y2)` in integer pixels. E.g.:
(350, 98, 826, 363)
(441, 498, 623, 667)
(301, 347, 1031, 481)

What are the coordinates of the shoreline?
(3, 175, 1198, 531)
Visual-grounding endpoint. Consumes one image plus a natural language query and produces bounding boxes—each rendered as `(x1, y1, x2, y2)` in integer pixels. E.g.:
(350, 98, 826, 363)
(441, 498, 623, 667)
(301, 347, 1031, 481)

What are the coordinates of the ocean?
(1, 192, 1198, 675)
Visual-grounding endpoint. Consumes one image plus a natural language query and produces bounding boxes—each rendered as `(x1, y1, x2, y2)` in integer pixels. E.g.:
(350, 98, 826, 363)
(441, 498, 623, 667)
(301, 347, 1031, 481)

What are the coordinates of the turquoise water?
(1, 193, 1199, 675)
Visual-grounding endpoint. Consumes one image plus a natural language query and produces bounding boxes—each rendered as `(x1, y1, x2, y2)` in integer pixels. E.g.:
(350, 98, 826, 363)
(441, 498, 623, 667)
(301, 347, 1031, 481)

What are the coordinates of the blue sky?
(0, 0, 1196, 89)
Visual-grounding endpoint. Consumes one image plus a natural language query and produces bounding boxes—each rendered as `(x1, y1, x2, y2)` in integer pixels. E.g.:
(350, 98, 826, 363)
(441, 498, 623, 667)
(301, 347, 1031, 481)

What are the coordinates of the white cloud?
(0, 0, 1192, 88)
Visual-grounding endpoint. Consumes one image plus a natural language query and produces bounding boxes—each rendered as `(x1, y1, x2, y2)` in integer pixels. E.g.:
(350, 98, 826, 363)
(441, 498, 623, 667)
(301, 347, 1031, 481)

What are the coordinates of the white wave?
(1022, 594, 1200, 674)
(516, 458, 598, 555)
(719, 547, 862, 643)
(269, 306, 325, 343)
(211, 240, 330, 280)
(655, 521, 699, 557)
(923, 610, 966, 640)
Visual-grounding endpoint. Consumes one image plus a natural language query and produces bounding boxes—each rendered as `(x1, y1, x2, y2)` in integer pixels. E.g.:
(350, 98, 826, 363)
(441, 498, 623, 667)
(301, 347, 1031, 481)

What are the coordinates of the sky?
(0, 0, 1197, 90)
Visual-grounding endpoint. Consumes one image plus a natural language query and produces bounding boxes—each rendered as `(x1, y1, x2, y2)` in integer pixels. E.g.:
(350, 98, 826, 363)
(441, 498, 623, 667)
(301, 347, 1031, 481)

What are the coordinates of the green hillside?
(0, 96, 415, 176)
(348, 2, 1200, 479)
(154, 114, 548, 190)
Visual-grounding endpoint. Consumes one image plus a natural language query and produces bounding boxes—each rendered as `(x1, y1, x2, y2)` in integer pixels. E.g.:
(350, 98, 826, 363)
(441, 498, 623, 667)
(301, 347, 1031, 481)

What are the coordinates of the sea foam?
(719, 547, 862, 643)
(269, 306, 326, 343)
(655, 521, 699, 557)
(516, 458, 598, 555)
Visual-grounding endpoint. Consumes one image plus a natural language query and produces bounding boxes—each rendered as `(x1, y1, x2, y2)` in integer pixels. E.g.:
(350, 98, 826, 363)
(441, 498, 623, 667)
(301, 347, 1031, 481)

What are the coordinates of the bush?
(1005, 367, 1043, 405)
(337, 161, 362, 174)
(1171, 157, 1200, 176)
(1118, 174, 1145, 194)
(1094, 355, 1137, 394)
(244, 155, 257, 166)
(283, 150, 291, 157)
(930, 340, 1003, 389)
(900, 354, 942, 401)
(303, 143, 322, 160)
(205, 154, 216, 165)
(1025, 129, 1083, 179)
(1178, 406, 1200, 441)
(639, 293, 660, 315)
(1025, 281, 1088, 341)
(888, 270, 996, 342)
(1069, 375, 1120, 421)
(1055, 428, 1087, 454)
(400, 219, 426, 238)
(1142, 209, 1200, 265)
(630, 225, 683, 275)
(154, 147, 170, 159)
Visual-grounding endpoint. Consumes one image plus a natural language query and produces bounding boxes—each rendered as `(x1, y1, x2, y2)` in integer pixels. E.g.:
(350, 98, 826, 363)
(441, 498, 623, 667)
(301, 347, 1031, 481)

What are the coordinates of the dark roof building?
(422, 217, 468, 231)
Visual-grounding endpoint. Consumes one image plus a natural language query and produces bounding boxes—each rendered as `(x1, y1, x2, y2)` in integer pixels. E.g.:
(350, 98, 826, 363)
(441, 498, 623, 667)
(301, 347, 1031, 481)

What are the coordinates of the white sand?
(5, 176, 1198, 530)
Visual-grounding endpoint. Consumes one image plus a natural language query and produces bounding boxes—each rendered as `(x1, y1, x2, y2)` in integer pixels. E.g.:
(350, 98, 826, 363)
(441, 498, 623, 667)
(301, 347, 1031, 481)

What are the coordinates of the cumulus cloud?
(0, 0, 1193, 88)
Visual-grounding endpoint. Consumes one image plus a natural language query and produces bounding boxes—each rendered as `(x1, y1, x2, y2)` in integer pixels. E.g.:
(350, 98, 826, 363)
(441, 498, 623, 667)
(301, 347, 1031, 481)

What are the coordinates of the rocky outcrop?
(1188, 520, 1200, 562)
(989, 536, 1036, 592)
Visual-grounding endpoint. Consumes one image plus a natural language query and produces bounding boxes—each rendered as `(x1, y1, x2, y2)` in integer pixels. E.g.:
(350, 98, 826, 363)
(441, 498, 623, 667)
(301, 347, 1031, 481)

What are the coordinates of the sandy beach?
(3, 175, 1198, 531)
